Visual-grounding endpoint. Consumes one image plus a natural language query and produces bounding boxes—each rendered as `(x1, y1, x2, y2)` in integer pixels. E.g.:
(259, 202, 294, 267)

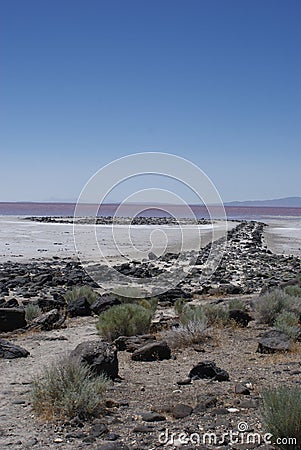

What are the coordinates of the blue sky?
(1, 0, 300, 203)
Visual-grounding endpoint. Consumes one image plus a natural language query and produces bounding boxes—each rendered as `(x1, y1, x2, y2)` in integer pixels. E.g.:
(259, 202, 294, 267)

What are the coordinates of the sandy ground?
(1, 216, 301, 264)
(0, 216, 234, 264)
(1, 314, 301, 449)
(263, 218, 301, 257)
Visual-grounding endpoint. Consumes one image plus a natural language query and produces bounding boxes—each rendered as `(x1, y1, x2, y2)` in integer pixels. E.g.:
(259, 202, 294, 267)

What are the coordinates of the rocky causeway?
(0, 219, 300, 449)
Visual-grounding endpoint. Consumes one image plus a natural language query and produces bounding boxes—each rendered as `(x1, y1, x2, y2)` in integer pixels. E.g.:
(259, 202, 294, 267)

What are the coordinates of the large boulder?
(0, 339, 30, 359)
(257, 329, 293, 353)
(0, 298, 19, 308)
(67, 297, 92, 317)
(114, 335, 156, 352)
(131, 341, 171, 361)
(70, 340, 118, 380)
(91, 296, 121, 315)
(38, 296, 66, 312)
(0, 308, 27, 332)
(189, 361, 229, 382)
(229, 309, 253, 327)
(32, 308, 64, 331)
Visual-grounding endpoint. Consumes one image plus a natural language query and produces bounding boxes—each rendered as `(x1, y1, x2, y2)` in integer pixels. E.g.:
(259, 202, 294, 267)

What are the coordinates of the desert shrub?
(174, 298, 187, 315)
(164, 319, 208, 349)
(256, 289, 292, 325)
(166, 304, 208, 348)
(31, 357, 108, 421)
(64, 285, 98, 305)
(139, 297, 158, 314)
(203, 304, 229, 326)
(178, 304, 206, 325)
(97, 303, 153, 341)
(228, 298, 246, 311)
(261, 386, 301, 449)
(25, 303, 42, 322)
(274, 311, 300, 340)
(285, 285, 301, 298)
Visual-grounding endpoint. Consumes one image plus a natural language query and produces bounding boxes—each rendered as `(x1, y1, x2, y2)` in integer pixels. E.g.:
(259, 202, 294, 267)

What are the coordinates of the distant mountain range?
(225, 197, 301, 207)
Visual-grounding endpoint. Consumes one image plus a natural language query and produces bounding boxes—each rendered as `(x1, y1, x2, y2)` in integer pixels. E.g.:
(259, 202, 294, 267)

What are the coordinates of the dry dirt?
(1, 307, 301, 450)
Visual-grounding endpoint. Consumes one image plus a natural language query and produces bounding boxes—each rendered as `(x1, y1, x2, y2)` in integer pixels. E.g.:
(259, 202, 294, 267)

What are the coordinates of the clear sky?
(1, 0, 301, 203)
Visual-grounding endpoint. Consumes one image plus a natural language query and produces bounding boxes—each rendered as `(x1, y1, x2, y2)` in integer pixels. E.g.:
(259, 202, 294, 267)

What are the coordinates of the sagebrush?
(64, 285, 98, 305)
(31, 357, 108, 421)
(25, 303, 42, 322)
(261, 386, 301, 449)
(256, 289, 292, 325)
(203, 303, 229, 326)
(274, 311, 300, 340)
(97, 303, 153, 341)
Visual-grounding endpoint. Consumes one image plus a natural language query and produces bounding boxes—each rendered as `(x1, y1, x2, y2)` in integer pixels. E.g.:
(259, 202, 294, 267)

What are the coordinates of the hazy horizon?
(1, 196, 301, 206)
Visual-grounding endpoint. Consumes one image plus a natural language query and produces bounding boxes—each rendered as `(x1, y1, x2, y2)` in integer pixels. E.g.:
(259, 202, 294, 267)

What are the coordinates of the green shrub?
(274, 311, 300, 340)
(25, 303, 42, 322)
(261, 386, 301, 449)
(97, 303, 153, 341)
(203, 304, 229, 326)
(228, 298, 246, 311)
(178, 304, 206, 325)
(139, 297, 158, 314)
(256, 289, 292, 325)
(64, 285, 98, 305)
(31, 357, 108, 421)
(285, 285, 301, 297)
(174, 298, 187, 315)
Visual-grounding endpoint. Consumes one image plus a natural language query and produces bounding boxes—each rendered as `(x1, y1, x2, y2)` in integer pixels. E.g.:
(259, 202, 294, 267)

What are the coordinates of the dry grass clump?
(25, 303, 42, 322)
(164, 303, 208, 349)
(164, 319, 208, 349)
(261, 385, 301, 449)
(31, 356, 108, 421)
(64, 285, 98, 305)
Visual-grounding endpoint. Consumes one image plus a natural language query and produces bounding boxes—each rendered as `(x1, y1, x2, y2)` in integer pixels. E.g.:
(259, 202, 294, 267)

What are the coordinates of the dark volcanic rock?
(91, 296, 121, 315)
(3, 298, 19, 308)
(139, 411, 165, 422)
(229, 309, 253, 327)
(32, 308, 64, 331)
(235, 383, 251, 395)
(257, 329, 293, 353)
(148, 251, 157, 261)
(114, 335, 156, 352)
(157, 288, 192, 303)
(189, 361, 230, 381)
(194, 394, 217, 413)
(70, 340, 118, 379)
(0, 308, 27, 332)
(0, 339, 30, 359)
(172, 404, 193, 419)
(95, 443, 130, 450)
(67, 297, 92, 317)
(131, 341, 171, 361)
(38, 297, 65, 312)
